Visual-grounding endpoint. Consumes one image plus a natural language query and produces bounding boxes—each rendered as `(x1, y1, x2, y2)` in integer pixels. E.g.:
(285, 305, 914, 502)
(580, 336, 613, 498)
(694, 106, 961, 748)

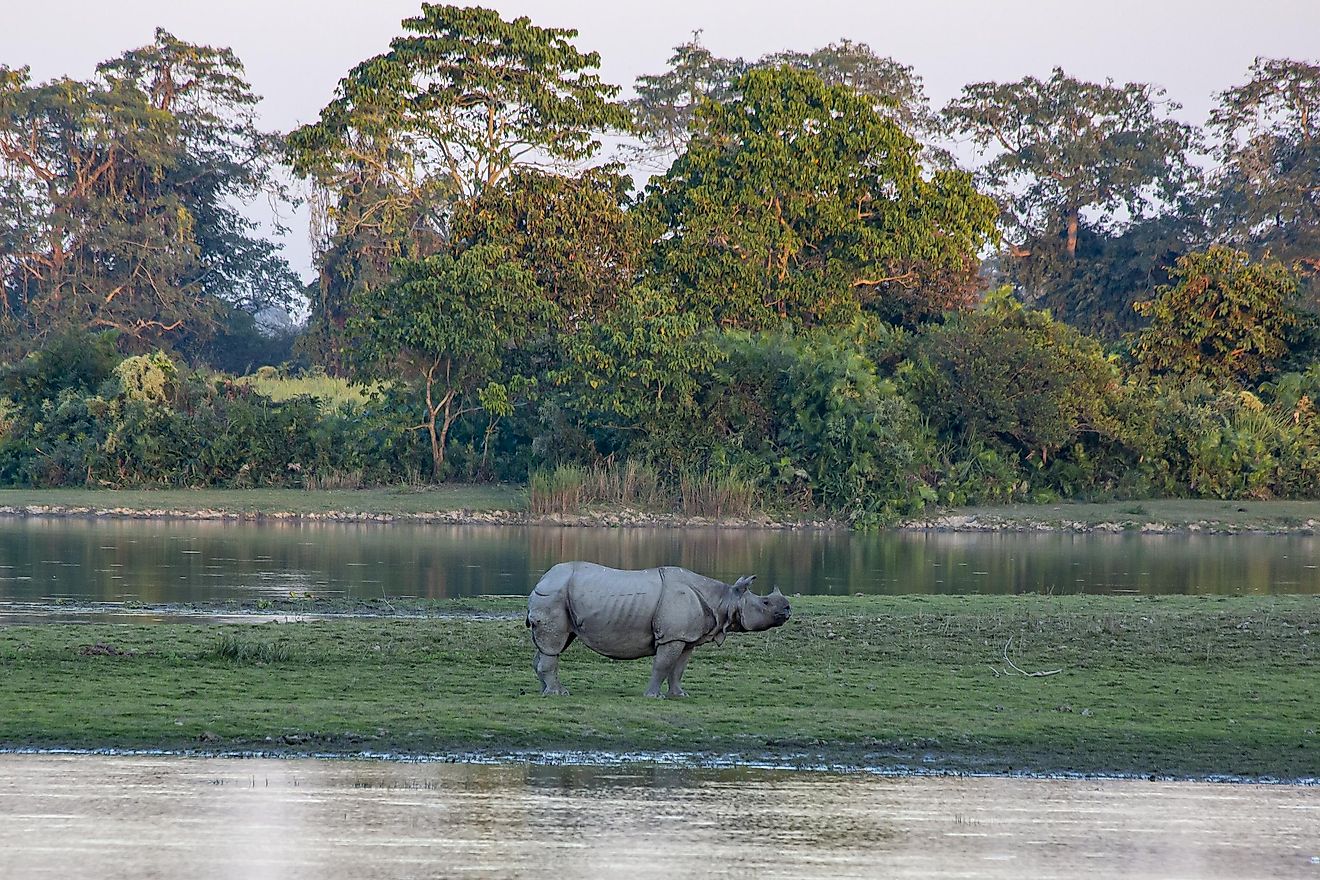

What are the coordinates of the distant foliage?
(236, 369, 369, 410)
(709, 325, 937, 524)
(1208, 58, 1320, 282)
(0, 31, 300, 357)
(1139, 380, 1320, 498)
(0, 343, 425, 488)
(4, 15, 1320, 516)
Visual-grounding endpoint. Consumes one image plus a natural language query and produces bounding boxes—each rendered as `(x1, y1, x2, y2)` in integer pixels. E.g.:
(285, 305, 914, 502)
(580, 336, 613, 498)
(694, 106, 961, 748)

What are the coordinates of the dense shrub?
(0, 330, 121, 421)
(1, 299, 1317, 514)
(1139, 381, 1320, 498)
(0, 345, 428, 488)
(905, 291, 1127, 462)
(708, 325, 937, 524)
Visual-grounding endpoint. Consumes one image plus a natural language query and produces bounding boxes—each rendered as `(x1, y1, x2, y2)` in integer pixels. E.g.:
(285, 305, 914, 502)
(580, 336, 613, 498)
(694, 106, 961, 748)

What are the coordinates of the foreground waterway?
(0, 517, 1317, 616)
(0, 754, 1315, 879)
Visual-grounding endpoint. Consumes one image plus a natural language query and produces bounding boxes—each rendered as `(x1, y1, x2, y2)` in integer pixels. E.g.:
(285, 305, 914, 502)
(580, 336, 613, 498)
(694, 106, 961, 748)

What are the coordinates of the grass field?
(1, 594, 1315, 779)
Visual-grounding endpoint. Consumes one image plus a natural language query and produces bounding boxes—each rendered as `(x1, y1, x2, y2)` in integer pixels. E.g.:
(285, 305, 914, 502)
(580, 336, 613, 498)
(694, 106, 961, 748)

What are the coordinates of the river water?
(0, 517, 1317, 610)
(0, 754, 1315, 880)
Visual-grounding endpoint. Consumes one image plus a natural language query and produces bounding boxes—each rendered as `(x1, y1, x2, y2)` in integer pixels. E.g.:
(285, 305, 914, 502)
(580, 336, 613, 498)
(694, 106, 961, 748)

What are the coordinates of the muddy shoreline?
(1, 745, 1314, 786)
(2, 501, 1319, 534)
(903, 511, 1320, 535)
(0, 503, 843, 530)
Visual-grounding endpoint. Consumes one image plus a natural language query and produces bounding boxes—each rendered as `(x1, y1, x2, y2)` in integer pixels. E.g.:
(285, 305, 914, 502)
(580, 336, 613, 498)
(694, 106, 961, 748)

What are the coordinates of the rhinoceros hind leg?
(645, 642, 686, 698)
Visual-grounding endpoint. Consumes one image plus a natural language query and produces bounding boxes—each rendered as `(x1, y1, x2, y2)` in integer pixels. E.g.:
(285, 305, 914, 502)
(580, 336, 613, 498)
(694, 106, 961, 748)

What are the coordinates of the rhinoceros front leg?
(645, 641, 687, 698)
(666, 644, 697, 698)
(528, 602, 574, 696)
(533, 649, 570, 696)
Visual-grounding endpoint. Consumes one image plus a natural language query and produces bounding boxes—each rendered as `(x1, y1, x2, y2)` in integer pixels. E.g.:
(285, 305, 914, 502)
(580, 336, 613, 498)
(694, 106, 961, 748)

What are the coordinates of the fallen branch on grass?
(997, 637, 1063, 677)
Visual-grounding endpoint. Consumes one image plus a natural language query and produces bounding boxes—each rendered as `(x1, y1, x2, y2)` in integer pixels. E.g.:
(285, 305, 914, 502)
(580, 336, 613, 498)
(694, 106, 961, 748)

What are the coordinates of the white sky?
(5, 0, 1319, 281)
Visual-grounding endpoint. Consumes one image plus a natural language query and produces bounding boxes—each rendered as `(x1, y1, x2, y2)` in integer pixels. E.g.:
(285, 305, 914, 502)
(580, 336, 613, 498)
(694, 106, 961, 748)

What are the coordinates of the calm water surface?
(0, 517, 1316, 613)
(0, 754, 1315, 879)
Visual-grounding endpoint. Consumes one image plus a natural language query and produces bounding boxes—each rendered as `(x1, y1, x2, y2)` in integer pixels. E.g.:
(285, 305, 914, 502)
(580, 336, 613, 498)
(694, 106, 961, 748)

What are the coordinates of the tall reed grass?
(678, 470, 759, 518)
(529, 460, 757, 518)
(580, 460, 663, 507)
(529, 465, 586, 514)
(305, 469, 364, 491)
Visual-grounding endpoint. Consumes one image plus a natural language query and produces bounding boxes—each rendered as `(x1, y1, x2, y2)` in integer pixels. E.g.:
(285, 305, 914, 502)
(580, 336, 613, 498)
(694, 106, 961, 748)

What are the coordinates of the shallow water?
(0, 517, 1316, 616)
(0, 754, 1315, 879)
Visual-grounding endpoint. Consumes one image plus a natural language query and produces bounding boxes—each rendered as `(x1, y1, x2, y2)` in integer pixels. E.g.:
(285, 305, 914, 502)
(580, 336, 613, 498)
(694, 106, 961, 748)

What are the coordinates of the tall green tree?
(645, 66, 998, 329)
(288, 4, 630, 371)
(348, 244, 551, 476)
(1208, 58, 1320, 289)
(0, 31, 298, 355)
(553, 285, 722, 456)
(944, 69, 1197, 331)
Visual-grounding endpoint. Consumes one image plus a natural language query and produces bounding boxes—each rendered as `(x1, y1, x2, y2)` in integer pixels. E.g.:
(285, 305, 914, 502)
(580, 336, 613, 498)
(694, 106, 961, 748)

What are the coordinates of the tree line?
(1, 6, 1318, 519)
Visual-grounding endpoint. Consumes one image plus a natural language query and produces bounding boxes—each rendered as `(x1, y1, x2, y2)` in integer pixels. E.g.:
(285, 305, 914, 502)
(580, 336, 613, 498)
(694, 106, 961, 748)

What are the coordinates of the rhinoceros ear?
(770, 586, 783, 596)
(732, 575, 756, 593)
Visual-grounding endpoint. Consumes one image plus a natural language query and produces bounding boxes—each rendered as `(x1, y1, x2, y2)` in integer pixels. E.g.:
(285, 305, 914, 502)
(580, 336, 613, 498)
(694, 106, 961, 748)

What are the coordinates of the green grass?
(0, 486, 527, 514)
(0, 594, 1315, 779)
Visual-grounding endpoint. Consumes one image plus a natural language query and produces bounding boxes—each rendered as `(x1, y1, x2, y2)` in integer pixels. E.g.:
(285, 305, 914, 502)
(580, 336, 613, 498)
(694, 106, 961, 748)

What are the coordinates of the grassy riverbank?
(1, 595, 1315, 779)
(1, 487, 1318, 532)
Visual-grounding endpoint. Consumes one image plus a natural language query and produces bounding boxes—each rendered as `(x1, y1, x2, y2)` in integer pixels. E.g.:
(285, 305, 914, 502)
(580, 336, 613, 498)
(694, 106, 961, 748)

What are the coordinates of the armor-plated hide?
(526, 561, 791, 698)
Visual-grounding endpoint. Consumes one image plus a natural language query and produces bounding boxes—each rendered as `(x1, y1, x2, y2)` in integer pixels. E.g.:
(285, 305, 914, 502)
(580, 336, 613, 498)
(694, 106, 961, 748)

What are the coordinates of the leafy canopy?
(943, 67, 1197, 260)
(289, 3, 629, 206)
(645, 66, 998, 329)
(1133, 246, 1301, 385)
(0, 31, 298, 355)
(1208, 58, 1320, 284)
(451, 166, 645, 324)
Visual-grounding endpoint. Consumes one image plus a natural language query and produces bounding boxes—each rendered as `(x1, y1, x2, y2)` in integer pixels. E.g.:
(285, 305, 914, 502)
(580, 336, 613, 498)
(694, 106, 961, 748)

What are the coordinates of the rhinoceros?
(525, 561, 791, 698)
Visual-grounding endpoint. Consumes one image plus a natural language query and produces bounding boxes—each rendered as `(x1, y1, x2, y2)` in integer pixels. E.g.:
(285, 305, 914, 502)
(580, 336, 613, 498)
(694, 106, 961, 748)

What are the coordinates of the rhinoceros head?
(731, 576, 791, 632)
